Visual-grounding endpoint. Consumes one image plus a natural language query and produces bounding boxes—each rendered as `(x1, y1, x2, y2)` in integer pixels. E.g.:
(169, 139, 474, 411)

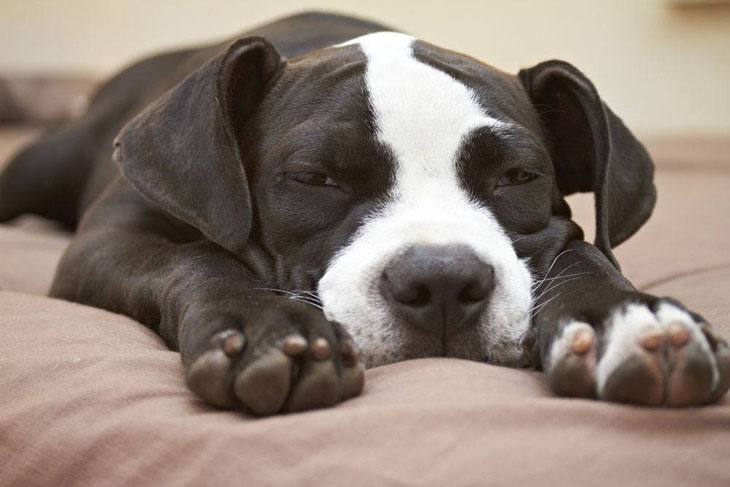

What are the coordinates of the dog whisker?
(254, 287, 304, 296)
(290, 297, 324, 311)
(531, 263, 579, 298)
(291, 289, 321, 300)
(532, 249, 574, 283)
(292, 296, 324, 308)
(531, 274, 585, 305)
(254, 287, 324, 310)
(529, 293, 562, 320)
(530, 272, 589, 290)
(532, 260, 579, 289)
(531, 262, 585, 295)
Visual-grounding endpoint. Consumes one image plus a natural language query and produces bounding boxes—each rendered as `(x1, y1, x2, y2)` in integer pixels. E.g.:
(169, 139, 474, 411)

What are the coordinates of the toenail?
(223, 333, 245, 357)
(571, 330, 594, 355)
(668, 323, 690, 348)
(311, 338, 332, 360)
(282, 335, 308, 356)
(640, 332, 664, 351)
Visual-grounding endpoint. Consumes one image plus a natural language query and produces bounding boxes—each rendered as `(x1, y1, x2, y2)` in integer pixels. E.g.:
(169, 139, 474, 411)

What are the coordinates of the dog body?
(1, 12, 727, 414)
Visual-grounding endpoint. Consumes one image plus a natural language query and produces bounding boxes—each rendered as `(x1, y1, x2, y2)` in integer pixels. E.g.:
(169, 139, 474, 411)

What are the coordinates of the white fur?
(547, 321, 595, 373)
(319, 33, 532, 367)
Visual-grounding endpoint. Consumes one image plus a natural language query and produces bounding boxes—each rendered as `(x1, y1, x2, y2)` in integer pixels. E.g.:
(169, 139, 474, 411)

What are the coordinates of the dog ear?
(518, 60, 655, 267)
(113, 37, 283, 255)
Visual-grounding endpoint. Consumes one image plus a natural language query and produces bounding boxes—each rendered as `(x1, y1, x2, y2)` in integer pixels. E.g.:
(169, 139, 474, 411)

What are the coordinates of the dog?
(1, 12, 727, 415)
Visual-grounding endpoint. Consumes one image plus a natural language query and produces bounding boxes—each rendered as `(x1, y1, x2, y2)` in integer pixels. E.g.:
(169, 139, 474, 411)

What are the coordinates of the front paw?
(546, 299, 730, 406)
(182, 303, 364, 415)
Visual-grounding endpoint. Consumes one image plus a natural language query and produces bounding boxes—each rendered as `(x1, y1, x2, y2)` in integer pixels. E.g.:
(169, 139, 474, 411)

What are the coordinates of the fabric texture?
(1, 129, 729, 486)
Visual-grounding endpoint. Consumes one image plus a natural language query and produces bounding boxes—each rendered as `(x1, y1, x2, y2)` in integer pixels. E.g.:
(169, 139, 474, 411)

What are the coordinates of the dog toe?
(339, 340, 365, 399)
(546, 322, 598, 398)
(186, 349, 237, 408)
(185, 329, 248, 408)
(666, 341, 715, 407)
(656, 303, 717, 406)
(600, 353, 665, 406)
(596, 304, 673, 406)
(341, 362, 365, 400)
(286, 360, 340, 412)
(707, 340, 730, 403)
(234, 349, 292, 416)
(664, 323, 714, 406)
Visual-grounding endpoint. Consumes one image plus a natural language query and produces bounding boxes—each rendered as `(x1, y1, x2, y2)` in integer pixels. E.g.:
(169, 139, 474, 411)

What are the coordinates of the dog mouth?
(263, 287, 493, 361)
(279, 240, 533, 368)
(359, 313, 525, 367)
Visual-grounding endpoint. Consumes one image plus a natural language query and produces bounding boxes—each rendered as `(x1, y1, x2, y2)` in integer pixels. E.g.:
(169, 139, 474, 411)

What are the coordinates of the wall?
(1, 0, 729, 136)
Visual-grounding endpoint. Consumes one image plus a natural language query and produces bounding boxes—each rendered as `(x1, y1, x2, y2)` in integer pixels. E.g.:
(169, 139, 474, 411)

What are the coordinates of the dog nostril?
(458, 281, 488, 303)
(387, 274, 431, 307)
(400, 284, 431, 307)
(457, 266, 495, 303)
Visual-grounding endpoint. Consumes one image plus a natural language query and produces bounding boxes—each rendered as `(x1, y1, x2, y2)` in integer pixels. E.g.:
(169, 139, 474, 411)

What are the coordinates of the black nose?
(379, 245, 495, 336)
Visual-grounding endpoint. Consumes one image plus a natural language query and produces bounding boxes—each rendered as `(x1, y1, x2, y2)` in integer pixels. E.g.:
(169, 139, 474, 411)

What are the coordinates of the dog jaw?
(318, 32, 533, 368)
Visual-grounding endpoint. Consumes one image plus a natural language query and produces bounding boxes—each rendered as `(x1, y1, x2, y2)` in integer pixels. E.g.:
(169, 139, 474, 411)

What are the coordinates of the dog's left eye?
(290, 172, 339, 188)
(497, 168, 539, 187)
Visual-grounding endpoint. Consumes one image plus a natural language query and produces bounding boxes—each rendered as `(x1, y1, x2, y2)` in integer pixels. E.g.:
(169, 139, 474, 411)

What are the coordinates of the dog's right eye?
(290, 171, 340, 188)
(496, 168, 540, 187)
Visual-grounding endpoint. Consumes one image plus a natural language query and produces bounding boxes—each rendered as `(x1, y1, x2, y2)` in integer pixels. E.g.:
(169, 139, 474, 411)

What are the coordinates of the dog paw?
(184, 306, 364, 415)
(546, 300, 730, 406)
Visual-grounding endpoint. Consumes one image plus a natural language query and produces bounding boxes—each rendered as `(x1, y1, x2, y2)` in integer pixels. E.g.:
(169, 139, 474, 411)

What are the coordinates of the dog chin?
(333, 313, 531, 369)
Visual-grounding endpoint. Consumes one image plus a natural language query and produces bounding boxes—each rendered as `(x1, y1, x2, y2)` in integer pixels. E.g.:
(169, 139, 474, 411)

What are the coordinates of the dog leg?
(50, 188, 364, 415)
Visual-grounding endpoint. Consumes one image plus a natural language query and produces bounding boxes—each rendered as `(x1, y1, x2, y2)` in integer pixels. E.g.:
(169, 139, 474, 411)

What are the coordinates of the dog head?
(114, 33, 655, 367)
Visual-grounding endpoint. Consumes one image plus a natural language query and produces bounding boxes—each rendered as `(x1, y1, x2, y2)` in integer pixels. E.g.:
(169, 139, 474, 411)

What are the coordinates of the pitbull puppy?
(1, 12, 728, 415)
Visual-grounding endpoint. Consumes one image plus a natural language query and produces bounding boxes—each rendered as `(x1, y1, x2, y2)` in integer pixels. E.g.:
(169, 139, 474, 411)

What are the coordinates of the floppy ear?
(518, 60, 656, 267)
(113, 37, 283, 255)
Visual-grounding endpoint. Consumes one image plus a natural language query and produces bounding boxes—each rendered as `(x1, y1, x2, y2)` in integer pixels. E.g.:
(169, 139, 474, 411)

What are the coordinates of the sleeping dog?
(1, 12, 727, 415)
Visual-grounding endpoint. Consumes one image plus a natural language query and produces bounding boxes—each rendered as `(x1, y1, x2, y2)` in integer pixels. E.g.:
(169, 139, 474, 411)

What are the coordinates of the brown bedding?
(1, 130, 729, 486)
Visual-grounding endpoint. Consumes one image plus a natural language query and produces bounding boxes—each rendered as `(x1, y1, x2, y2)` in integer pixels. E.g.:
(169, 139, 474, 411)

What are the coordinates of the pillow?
(1, 290, 728, 486)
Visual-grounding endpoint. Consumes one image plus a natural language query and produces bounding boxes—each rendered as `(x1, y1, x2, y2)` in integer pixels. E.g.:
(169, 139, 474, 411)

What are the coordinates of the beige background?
(1, 0, 729, 136)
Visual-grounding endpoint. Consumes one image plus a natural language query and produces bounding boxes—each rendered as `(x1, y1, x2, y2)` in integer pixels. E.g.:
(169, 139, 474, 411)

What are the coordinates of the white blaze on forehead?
(321, 33, 531, 367)
(341, 32, 507, 197)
